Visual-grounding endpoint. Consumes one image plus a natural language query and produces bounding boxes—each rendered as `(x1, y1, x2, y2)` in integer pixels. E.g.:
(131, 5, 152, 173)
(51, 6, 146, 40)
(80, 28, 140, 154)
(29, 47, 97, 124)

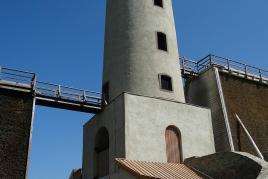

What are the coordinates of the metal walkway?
(180, 54, 268, 84)
(0, 66, 102, 113)
(1, 54, 267, 113)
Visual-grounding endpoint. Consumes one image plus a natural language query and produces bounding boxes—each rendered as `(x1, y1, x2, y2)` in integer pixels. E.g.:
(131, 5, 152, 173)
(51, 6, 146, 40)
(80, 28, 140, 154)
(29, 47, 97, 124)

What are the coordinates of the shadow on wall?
(264, 153, 268, 162)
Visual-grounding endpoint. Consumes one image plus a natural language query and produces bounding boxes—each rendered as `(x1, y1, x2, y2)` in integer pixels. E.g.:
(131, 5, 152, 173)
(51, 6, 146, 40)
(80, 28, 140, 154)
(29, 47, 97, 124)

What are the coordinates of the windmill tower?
(82, 1, 215, 178)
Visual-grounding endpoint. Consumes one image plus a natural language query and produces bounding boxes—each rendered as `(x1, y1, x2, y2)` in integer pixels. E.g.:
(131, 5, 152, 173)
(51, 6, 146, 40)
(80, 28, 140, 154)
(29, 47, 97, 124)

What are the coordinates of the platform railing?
(180, 57, 198, 73)
(36, 81, 102, 105)
(0, 66, 35, 87)
(0, 66, 102, 108)
(180, 54, 268, 81)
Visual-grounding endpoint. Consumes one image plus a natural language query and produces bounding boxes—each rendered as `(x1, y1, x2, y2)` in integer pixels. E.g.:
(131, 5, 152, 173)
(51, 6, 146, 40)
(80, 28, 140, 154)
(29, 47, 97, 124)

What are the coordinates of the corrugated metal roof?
(115, 159, 204, 179)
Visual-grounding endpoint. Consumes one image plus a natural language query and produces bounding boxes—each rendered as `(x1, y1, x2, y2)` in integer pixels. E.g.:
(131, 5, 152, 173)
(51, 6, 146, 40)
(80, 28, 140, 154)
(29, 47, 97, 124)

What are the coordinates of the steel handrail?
(0, 65, 103, 108)
(1, 71, 33, 79)
(181, 54, 268, 81)
(1, 66, 35, 75)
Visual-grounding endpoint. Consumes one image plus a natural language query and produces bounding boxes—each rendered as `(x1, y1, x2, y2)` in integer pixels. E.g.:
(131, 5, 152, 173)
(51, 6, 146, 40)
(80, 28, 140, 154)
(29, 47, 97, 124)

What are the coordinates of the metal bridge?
(1, 54, 267, 113)
(0, 66, 102, 113)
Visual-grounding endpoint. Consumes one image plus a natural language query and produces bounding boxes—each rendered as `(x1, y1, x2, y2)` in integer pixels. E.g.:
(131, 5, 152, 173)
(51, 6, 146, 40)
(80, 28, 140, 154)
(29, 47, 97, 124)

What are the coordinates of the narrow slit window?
(102, 82, 110, 104)
(154, 0, 163, 8)
(159, 74, 173, 91)
(157, 32, 168, 51)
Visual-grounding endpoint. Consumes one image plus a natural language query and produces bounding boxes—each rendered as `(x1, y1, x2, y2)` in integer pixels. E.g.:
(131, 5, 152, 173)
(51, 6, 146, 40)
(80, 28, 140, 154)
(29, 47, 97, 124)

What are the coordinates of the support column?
(0, 88, 35, 179)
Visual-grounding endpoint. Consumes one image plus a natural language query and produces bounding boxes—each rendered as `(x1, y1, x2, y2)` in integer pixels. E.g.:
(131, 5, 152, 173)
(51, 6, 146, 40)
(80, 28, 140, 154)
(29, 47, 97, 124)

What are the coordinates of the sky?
(0, 0, 268, 178)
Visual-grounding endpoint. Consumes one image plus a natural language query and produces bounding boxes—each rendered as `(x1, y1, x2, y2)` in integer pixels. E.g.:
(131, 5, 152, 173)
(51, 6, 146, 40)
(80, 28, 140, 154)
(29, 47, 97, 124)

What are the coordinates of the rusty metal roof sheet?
(115, 159, 204, 179)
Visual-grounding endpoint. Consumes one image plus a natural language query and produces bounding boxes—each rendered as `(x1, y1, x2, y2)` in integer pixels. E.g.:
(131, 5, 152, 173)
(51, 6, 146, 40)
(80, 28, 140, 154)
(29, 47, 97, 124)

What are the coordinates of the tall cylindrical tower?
(102, 0, 185, 103)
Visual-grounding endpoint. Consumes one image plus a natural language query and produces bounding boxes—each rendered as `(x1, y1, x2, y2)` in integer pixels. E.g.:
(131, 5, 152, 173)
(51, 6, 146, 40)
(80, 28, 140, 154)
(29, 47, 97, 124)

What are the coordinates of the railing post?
(259, 69, 263, 82)
(31, 74, 37, 92)
(227, 59, 230, 71)
(209, 54, 212, 66)
(0, 66, 2, 80)
(83, 90, 87, 102)
(181, 57, 185, 71)
(57, 85, 61, 97)
(244, 64, 248, 77)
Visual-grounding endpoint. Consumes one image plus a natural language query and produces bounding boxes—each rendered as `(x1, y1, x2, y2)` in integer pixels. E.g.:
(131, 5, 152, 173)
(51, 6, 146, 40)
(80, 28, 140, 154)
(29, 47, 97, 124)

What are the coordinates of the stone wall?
(0, 88, 34, 179)
(185, 68, 268, 159)
(220, 72, 268, 158)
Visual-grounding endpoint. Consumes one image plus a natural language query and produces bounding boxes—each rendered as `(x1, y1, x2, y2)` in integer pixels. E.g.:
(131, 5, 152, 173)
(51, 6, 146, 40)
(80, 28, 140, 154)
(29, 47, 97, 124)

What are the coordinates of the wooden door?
(165, 126, 182, 163)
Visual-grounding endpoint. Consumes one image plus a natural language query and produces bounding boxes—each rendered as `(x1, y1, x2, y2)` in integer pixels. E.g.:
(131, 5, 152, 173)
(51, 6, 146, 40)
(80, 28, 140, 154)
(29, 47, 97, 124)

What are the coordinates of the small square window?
(159, 75, 173, 91)
(154, 0, 163, 8)
(157, 32, 168, 51)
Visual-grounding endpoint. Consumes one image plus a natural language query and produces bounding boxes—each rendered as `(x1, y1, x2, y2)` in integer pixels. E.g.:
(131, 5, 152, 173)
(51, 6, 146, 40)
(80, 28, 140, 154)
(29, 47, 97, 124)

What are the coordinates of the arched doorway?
(165, 126, 182, 163)
(94, 127, 109, 178)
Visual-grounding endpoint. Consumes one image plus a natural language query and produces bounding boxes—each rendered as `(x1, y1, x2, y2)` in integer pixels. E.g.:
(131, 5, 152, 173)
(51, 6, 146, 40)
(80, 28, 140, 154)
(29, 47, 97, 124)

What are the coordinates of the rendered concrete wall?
(82, 93, 215, 179)
(185, 68, 231, 152)
(0, 88, 34, 179)
(103, 0, 185, 103)
(124, 93, 215, 162)
(82, 95, 125, 179)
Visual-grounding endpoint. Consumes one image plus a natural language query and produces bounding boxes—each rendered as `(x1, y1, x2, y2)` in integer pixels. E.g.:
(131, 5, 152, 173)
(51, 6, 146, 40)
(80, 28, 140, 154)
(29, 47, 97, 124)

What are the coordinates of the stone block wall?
(220, 72, 268, 158)
(185, 68, 268, 159)
(0, 88, 34, 179)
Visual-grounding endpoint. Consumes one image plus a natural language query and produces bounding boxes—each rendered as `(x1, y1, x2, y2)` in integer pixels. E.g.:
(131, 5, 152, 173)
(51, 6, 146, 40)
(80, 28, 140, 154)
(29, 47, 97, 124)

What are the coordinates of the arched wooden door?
(165, 126, 182, 163)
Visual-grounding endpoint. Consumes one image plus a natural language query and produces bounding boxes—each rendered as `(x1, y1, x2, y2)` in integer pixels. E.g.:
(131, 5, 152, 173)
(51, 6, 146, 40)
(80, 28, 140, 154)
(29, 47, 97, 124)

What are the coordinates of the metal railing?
(36, 81, 102, 105)
(1, 54, 267, 110)
(0, 66, 36, 88)
(180, 54, 268, 81)
(0, 66, 102, 111)
(180, 57, 198, 73)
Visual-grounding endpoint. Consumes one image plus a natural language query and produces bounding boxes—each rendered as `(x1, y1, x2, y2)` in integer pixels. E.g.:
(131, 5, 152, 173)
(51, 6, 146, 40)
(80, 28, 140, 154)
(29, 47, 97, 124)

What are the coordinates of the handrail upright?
(0, 66, 2, 80)
(57, 85, 62, 98)
(244, 64, 248, 77)
(181, 57, 185, 72)
(31, 74, 37, 92)
(83, 90, 87, 102)
(227, 59, 230, 71)
(209, 54, 212, 66)
(259, 69, 263, 82)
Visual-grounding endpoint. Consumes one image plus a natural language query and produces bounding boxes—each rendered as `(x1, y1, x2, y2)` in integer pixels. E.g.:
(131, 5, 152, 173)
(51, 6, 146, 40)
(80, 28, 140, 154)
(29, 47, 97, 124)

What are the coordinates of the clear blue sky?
(1, 0, 268, 178)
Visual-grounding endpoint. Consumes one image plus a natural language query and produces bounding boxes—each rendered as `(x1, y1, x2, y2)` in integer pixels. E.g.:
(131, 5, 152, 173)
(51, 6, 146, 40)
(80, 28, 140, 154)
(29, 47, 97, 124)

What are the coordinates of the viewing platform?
(180, 54, 268, 85)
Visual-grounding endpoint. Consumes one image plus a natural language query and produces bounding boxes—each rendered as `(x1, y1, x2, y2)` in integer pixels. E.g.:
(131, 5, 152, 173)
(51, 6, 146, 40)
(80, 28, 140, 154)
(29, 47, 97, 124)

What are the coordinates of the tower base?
(82, 93, 215, 179)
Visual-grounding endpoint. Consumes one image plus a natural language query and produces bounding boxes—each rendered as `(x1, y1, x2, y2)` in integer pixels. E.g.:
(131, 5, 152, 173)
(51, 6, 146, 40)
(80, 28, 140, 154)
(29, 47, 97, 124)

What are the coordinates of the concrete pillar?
(0, 88, 35, 179)
(102, 0, 185, 103)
